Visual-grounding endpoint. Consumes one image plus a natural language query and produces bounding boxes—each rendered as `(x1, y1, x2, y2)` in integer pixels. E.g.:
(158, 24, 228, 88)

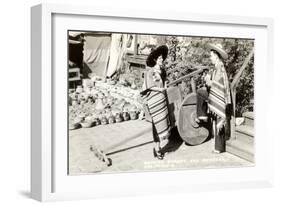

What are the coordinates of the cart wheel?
(190, 111, 200, 128)
(177, 93, 209, 145)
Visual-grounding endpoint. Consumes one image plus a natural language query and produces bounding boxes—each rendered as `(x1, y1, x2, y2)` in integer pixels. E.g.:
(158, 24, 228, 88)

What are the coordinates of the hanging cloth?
(83, 35, 111, 78)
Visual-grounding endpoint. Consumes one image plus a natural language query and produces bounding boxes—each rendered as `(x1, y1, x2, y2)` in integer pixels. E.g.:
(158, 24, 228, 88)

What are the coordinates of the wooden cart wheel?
(177, 92, 209, 145)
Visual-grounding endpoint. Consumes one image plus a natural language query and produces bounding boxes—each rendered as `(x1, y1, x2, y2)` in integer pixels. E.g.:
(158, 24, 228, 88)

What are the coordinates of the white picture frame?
(31, 3, 274, 202)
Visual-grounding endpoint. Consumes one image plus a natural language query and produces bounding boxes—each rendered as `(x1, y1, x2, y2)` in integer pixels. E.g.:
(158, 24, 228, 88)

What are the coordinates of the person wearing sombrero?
(141, 45, 171, 160)
(208, 43, 232, 153)
(197, 43, 231, 153)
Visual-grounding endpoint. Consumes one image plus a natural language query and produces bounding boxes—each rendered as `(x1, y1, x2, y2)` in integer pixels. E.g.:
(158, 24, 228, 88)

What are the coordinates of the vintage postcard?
(68, 31, 254, 175)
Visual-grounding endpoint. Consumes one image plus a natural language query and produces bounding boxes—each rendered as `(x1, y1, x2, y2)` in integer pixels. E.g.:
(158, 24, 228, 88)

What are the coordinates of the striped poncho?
(143, 66, 171, 140)
(208, 64, 231, 129)
(146, 90, 171, 140)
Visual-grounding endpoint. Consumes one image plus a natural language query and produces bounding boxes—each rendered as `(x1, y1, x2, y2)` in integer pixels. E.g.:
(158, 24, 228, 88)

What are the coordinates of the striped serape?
(146, 90, 171, 140)
(208, 66, 231, 129)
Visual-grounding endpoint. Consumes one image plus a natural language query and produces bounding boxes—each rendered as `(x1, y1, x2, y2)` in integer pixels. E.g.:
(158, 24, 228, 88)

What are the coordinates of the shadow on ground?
(161, 127, 184, 153)
(106, 140, 154, 156)
(162, 122, 214, 153)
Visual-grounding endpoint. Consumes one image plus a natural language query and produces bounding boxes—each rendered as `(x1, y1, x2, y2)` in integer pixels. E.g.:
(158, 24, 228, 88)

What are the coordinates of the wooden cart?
(165, 66, 210, 146)
(164, 49, 254, 146)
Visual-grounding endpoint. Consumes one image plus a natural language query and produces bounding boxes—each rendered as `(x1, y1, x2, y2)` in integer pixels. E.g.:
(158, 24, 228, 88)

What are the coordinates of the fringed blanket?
(208, 65, 231, 130)
(146, 90, 170, 140)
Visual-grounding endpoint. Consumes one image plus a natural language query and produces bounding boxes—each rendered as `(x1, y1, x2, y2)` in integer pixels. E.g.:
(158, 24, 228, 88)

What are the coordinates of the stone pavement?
(69, 119, 253, 175)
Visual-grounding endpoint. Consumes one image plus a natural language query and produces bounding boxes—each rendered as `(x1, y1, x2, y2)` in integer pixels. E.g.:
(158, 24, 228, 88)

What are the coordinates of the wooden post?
(134, 35, 138, 56)
(229, 49, 254, 140)
(231, 49, 254, 91)
(167, 68, 204, 87)
(230, 89, 236, 140)
(191, 77, 196, 93)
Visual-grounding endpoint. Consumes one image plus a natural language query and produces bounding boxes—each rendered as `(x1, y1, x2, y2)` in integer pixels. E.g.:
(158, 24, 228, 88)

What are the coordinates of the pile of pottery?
(69, 80, 144, 130)
(94, 80, 142, 108)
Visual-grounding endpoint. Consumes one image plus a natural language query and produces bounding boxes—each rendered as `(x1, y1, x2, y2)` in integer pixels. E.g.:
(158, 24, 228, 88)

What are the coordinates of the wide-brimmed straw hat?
(146, 45, 168, 67)
(206, 43, 228, 60)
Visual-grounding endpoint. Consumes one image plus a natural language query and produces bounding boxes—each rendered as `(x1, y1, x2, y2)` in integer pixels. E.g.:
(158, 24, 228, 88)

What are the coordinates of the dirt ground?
(68, 119, 253, 175)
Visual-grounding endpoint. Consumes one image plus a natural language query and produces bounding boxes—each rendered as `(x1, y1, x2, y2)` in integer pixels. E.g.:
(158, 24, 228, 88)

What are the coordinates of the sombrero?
(206, 43, 228, 60)
(146, 45, 168, 67)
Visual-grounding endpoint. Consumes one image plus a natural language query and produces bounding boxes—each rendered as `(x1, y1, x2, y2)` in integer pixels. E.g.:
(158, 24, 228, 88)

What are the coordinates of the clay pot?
(80, 121, 94, 128)
(131, 82, 137, 90)
(69, 122, 80, 130)
(108, 115, 115, 124)
(94, 118, 101, 126)
(74, 116, 84, 124)
(84, 116, 92, 122)
(115, 113, 123, 123)
(87, 97, 94, 104)
(122, 111, 130, 121)
(102, 97, 108, 105)
(138, 110, 145, 120)
(107, 97, 114, 106)
(129, 111, 138, 120)
(68, 123, 80, 130)
(105, 107, 111, 114)
(101, 117, 108, 125)
(95, 98, 104, 111)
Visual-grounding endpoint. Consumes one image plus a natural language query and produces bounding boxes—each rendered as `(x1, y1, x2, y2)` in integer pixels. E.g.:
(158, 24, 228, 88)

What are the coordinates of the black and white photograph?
(68, 31, 255, 175)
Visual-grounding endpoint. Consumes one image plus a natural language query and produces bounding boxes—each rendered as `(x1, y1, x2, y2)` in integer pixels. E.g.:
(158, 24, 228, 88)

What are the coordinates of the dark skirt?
(197, 87, 209, 118)
(152, 123, 160, 142)
(215, 127, 226, 152)
(213, 116, 226, 152)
